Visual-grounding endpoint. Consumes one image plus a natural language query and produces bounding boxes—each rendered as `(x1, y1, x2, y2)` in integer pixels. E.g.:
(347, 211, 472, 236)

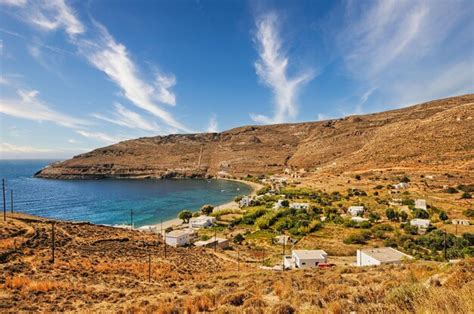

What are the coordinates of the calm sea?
(0, 160, 251, 227)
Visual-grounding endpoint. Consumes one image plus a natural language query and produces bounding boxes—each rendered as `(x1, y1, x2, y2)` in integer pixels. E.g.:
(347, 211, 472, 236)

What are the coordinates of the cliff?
(35, 94, 474, 179)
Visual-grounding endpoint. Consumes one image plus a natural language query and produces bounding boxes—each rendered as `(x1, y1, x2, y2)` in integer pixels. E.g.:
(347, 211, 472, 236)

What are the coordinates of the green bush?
(438, 211, 448, 221)
(386, 208, 399, 221)
(461, 192, 472, 199)
(343, 231, 371, 244)
(414, 208, 429, 219)
(233, 233, 244, 244)
(178, 210, 193, 223)
(445, 187, 458, 194)
(200, 204, 214, 216)
(463, 209, 474, 217)
(241, 207, 268, 225)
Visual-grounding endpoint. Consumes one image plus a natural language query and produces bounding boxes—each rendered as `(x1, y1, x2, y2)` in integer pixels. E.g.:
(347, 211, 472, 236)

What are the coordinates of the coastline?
(150, 178, 264, 231)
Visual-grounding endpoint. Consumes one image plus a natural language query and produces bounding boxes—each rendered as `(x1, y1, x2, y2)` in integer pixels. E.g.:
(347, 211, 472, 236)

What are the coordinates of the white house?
(189, 215, 216, 228)
(194, 236, 229, 249)
(351, 216, 369, 223)
(290, 202, 309, 210)
(393, 182, 409, 189)
(239, 196, 254, 208)
(452, 219, 470, 226)
(356, 247, 412, 266)
(165, 229, 194, 247)
(348, 206, 364, 216)
(274, 235, 294, 245)
(415, 199, 427, 211)
(410, 218, 431, 229)
(283, 250, 328, 269)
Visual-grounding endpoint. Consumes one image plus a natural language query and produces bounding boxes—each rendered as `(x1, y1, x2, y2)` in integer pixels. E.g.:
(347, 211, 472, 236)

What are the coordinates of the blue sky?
(0, 0, 473, 159)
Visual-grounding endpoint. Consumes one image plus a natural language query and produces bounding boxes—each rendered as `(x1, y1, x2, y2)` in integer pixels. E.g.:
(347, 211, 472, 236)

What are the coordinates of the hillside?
(35, 94, 474, 179)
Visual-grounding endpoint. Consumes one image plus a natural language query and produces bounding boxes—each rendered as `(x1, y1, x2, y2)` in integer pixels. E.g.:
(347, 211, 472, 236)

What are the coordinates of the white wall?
(356, 250, 382, 266)
(166, 234, 189, 247)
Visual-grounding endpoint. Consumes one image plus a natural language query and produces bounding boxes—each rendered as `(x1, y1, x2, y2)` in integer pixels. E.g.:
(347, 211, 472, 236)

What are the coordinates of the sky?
(0, 0, 473, 159)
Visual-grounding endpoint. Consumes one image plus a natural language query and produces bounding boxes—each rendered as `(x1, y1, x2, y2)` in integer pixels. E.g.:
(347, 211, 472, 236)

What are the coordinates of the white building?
(410, 218, 431, 229)
(393, 182, 409, 189)
(356, 247, 412, 266)
(189, 215, 216, 228)
(348, 206, 364, 216)
(351, 217, 369, 223)
(415, 199, 427, 211)
(290, 202, 309, 210)
(194, 236, 229, 249)
(239, 196, 254, 208)
(274, 235, 294, 245)
(283, 250, 328, 269)
(452, 219, 470, 226)
(165, 229, 194, 247)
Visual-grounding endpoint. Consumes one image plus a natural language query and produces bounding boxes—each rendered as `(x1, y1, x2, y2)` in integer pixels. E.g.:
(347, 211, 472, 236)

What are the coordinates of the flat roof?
(360, 247, 412, 263)
(292, 250, 327, 260)
(166, 229, 193, 237)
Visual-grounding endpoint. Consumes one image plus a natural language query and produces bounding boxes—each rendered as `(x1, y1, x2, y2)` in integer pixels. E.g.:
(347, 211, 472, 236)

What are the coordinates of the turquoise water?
(0, 160, 251, 227)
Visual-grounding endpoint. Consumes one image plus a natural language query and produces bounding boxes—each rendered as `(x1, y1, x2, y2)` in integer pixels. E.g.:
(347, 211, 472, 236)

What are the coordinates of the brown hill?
(35, 94, 474, 179)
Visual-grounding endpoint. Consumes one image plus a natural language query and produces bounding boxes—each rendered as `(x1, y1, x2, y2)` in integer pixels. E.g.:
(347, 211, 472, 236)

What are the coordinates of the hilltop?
(35, 94, 474, 179)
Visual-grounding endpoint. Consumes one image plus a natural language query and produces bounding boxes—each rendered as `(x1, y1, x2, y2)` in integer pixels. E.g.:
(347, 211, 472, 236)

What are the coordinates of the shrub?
(233, 233, 244, 244)
(461, 192, 472, 199)
(234, 195, 243, 203)
(399, 211, 408, 222)
(359, 221, 372, 229)
(280, 200, 289, 207)
(374, 185, 384, 190)
(241, 207, 268, 225)
(343, 231, 371, 244)
(438, 211, 448, 221)
(463, 209, 474, 217)
(400, 176, 411, 183)
(355, 175, 361, 180)
(372, 224, 394, 232)
(445, 187, 458, 194)
(457, 184, 474, 193)
(414, 209, 429, 219)
(257, 186, 270, 195)
(462, 233, 474, 246)
(386, 208, 399, 221)
(402, 199, 415, 206)
(368, 212, 381, 222)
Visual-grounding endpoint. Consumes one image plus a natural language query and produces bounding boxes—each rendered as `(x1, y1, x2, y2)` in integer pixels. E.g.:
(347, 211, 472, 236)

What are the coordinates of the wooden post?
(443, 231, 447, 261)
(237, 248, 240, 271)
(214, 229, 217, 252)
(2, 179, 6, 221)
(10, 190, 13, 214)
(282, 239, 285, 271)
(148, 250, 151, 282)
(164, 240, 167, 258)
(51, 222, 55, 263)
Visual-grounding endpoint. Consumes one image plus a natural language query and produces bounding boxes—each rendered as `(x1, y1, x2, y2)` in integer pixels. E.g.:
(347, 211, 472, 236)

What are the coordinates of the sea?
(0, 160, 251, 228)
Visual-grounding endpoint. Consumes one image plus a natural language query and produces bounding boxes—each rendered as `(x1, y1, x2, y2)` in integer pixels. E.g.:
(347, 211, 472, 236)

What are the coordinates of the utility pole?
(214, 229, 217, 252)
(2, 179, 6, 221)
(282, 239, 285, 271)
(164, 241, 167, 258)
(161, 220, 163, 245)
(130, 209, 134, 229)
(443, 231, 447, 261)
(237, 248, 240, 271)
(51, 222, 56, 264)
(10, 190, 13, 214)
(148, 250, 151, 282)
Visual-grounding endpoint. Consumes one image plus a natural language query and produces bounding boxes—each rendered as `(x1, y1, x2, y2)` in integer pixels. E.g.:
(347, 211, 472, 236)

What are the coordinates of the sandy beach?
(150, 178, 263, 231)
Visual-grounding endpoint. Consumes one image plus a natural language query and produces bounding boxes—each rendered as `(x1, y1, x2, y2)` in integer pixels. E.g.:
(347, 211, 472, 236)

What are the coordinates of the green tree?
(369, 212, 381, 222)
(399, 211, 408, 222)
(414, 209, 429, 219)
(445, 187, 458, 194)
(461, 192, 472, 199)
(281, 200, 289, 207)
(200, 204, 214, 216)
(439, 211, 448, 221)
(178, 210, 193, 223)
(386, 208, 399, 221)
(233, 233, 245, 244)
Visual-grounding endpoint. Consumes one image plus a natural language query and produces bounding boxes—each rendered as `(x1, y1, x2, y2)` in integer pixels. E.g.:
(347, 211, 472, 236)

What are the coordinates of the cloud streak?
(251, 12, 314, 124)
(0, 89, 90, 128)
(206, 114, 218, 133)
(92, 103, 161, 133)
(75, 130, 126, 144)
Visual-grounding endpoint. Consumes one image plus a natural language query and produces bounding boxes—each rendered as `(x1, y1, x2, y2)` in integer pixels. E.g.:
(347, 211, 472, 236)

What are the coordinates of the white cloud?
(0, 89, 90, 128)
(0, 142, 52, 153)
(25, 0, 85, 36)
(206, 114, 218, 133)
(67, 138, 77, 144)
(75, 22, 188, 132)
(0, 0, 26, 7)
(251, 12, 315, 124)
(92, 103, 161, 133)
(76, 130, 126, 144)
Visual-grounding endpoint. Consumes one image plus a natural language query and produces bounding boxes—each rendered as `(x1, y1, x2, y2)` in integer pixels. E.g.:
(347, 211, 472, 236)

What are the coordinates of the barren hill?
(35, 94, 474, 179)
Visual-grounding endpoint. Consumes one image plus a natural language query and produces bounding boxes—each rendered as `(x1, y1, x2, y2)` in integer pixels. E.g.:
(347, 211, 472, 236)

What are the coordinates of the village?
(143, 169, 473, 271)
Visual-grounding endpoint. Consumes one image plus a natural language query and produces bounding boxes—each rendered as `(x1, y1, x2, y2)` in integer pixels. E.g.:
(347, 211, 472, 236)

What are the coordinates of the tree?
(461, 192, 472, 199)
(178, 210, 193, 223)
(386, 208, 399, 221)
(445, 187, 458, 194)
(439, 211, 448, 221)
(399, 211, 408, 222)
(414, 209, 429, 219)
(369, 212, 381, 223)
(233, 233, 244, 244)
(200, 204, 214, 216)
(281, 200, 289, 208)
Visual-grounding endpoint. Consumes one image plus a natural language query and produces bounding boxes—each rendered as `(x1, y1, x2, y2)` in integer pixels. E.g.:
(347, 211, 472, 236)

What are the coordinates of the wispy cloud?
(75, 130, 126, 144)
(0, 142, 52, 153)
(2, 0, 189, 133)
(206, 114, 218, 133)
(0, 141, 91, 159)
(250, 12, 315, 124)
(0, 89, 90, 128)
(92, 103, 161, 133)
(0, 0, 26, 7)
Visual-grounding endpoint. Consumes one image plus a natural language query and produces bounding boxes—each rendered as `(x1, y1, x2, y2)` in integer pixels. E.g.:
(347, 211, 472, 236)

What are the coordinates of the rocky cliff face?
(35, 94, 474, 179)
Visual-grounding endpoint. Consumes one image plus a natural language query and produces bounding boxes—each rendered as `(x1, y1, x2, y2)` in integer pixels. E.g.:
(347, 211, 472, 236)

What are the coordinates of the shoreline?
(149, 178, 264, 231)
